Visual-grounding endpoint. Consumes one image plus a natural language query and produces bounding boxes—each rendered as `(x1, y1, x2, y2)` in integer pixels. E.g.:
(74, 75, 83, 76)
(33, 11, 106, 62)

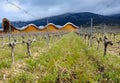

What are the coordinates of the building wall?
(0, 22, 78, 34)
(20, 25, 40, 33)
(45, 25, 59, 32)
(60, 24, 78, 31)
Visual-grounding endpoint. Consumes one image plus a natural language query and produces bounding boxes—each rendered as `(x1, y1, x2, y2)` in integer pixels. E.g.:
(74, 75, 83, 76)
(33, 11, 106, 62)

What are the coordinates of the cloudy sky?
(0, 0, 120, 21)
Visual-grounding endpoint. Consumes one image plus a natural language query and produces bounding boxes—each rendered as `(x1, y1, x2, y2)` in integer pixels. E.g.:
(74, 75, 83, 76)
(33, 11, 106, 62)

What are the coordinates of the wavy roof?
(0, 22, 78, 33)
(17, 22, 78, 30)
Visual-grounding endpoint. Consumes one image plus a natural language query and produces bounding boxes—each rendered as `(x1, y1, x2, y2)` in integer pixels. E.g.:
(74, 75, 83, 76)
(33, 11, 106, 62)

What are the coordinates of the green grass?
(0, 32, 120, 83)
(9, 72, 34, 83)
(0, 58, 11, 69)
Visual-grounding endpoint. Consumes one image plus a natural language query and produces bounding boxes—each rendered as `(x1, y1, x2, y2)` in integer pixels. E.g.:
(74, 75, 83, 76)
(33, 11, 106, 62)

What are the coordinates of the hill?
(110, 14, 120, 18)
(13, 12, 120, 28)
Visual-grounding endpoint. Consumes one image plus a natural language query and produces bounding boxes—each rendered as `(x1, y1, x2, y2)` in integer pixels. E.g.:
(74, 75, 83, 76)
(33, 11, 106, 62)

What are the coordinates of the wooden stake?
(90, 18, 93, 47)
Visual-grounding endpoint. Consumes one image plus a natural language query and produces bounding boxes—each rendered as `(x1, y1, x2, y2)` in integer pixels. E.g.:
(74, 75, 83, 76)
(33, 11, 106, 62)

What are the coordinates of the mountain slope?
(109, 14, 120, 18)
(0, 12, 120, 28)
(29, 12, 105, 26)
(15, 12, 120, 27)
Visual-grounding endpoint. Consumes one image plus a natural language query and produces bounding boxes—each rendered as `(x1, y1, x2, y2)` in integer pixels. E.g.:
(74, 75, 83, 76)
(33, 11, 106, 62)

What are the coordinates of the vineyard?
(0, 30, 120, 83)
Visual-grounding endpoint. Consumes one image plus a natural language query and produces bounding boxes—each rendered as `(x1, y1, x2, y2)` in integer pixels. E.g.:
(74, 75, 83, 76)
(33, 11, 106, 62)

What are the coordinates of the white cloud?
(3, 3, 19, 12)
(1, 0, 21, 12)
(0, 0, 120, 21)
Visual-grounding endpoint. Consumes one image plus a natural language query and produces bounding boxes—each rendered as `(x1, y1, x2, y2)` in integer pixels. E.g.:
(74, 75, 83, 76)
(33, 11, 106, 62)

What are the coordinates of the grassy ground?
(0, 32, 120, 83)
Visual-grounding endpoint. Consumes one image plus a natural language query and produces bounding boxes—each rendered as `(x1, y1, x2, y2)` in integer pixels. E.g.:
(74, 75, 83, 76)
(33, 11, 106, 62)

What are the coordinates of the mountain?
(0, 23, 1, 28)
(0, 12, 120, 28)
(26, 12, 107, 26)
(109, 14, 120, 18)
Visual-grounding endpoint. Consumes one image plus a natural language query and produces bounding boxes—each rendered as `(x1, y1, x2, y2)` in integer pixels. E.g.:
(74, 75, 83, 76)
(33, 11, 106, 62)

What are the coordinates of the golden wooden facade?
(1, 18, 78, 33)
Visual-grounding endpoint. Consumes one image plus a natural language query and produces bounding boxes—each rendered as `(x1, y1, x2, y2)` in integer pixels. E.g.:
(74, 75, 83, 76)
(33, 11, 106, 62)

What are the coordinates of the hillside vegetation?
(0, 33, 120, 83)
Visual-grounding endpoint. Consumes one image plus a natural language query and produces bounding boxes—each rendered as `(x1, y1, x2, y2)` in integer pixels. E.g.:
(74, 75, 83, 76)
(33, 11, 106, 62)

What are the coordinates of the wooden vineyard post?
(88, 34, 91, 46)
(80, 25, 84, 39)
(46, 19, 50, 46)
(21, 35, 25, 40)
(53, 33, 57, 43)
(109, 32, 112, 40)
(57, 33, 61, 39)
(113, 33, 116, 42)
(45, 34, 49, 46)
(81, 25, 83, 35)
(117, 40, 120, 56)
(103, 24, 106, 36)
(90, 18, 93, 47)
(84, 33, 88, 45)
(0, 35, 4, 47)
(9, 22, 12, 42)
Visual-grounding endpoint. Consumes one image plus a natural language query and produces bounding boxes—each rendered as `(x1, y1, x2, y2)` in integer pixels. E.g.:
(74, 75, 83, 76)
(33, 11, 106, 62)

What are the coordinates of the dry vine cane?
(103, 36, 113, 56)
(22, 39, 36, 57)
(84, 33, 88, 44)
(116, 40, 120, 56)
(96, 37, 102, 50)
(0, 36, 4, 48)
(8, 39, 17, 64)
(113, 33, 117, 41)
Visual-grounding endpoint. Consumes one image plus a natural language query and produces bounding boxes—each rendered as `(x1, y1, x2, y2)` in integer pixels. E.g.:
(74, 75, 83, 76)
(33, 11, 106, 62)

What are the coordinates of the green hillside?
(0, 33, 120, 83)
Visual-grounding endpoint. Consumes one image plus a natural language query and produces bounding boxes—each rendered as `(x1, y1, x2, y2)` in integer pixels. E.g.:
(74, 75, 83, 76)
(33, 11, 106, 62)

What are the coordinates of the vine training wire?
(6, 0, 37, 19)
